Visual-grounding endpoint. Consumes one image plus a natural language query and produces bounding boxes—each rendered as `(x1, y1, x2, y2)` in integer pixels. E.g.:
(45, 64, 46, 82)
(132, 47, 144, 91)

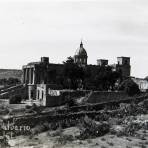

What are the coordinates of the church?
(22, 41, 131, 101)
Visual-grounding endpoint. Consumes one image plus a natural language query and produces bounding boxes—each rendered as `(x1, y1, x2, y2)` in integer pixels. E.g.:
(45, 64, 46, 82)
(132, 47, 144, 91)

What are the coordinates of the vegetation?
(0, 77, 21, 86)
(92, 66, 121, 90)
(66, 98, 78, 107)
(119, 78, 140, 96)
(56, 134, 74, 145)
(45, 56, 122, 90)
(63, 56, 84, 89)
(77, 116, 110, 139)
(61, 56, 121, 90)
(9, 94, 22, 104)
(0, 69, 22, 80)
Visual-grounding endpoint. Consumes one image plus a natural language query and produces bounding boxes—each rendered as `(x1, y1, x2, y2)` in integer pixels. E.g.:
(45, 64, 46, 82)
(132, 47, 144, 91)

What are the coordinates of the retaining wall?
(87, 91, 128, 104)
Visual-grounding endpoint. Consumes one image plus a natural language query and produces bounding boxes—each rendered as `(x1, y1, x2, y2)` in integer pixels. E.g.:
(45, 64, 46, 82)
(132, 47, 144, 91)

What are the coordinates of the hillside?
(0, 95, 148, 148)
(0, 69, 22, 80)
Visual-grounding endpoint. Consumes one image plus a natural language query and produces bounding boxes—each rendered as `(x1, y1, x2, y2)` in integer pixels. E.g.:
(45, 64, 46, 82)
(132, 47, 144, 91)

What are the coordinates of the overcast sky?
(0, 0, 148, 78)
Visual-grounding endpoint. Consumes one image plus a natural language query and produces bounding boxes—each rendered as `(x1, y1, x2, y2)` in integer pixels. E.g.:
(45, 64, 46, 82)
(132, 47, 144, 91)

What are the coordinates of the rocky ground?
(0, 97, 148, 148)
(8, 123, 148, 148)
(5, 114, 148, 148)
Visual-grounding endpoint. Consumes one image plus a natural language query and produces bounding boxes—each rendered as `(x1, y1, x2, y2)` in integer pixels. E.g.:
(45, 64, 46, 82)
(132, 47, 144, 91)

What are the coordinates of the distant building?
(131, 77, 148, 92)
(22, 41, 131, 105)
(116, 57, 131, 78)
(97, 59, 108, 66)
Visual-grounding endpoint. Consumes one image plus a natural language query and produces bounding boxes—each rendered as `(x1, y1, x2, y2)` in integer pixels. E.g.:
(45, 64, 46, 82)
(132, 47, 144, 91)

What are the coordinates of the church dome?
(75, 41, 87, 56)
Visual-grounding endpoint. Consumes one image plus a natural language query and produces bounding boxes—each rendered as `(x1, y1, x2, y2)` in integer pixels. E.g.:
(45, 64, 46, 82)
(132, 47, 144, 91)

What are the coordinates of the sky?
(0, 0, 148, 78)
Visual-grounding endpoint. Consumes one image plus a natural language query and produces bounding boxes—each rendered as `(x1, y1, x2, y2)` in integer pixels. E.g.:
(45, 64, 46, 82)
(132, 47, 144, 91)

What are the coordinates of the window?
(124, 59, 129, 65)
(31, 90, 34, 98)
(42, 91, 44, 99)
(37, 90, 39, 99)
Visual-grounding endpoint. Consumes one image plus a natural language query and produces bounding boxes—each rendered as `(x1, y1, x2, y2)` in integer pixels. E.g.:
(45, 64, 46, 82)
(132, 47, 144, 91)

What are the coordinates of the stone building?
(111, 57, 131, 79)
(97, 59, 108, 66)
(131, 77, 148, 92)
(22, 41, 131, 105)
(22, 57, 64, 101)
(116, 57, 131, 78)
(36, 84, 64, 106)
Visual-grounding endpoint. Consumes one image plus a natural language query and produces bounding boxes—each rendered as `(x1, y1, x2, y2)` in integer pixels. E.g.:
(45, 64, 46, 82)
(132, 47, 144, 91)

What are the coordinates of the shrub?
(95, 112, 110, 121)
(107, 142, 114, 146)
(67, 98, 77, 107)
(142, 99, 148, 109)
(31, 122, 49, 135)
(9, 94, 22, 104)
(25, 105, 32, 109)
(119, 79, 140, 96)
(0, 135, 9, 147)
(50, 126, 63, 137)
(77, 116, 110, 140)
(56, 134, 74, 145)
(25, 103, 41, 114)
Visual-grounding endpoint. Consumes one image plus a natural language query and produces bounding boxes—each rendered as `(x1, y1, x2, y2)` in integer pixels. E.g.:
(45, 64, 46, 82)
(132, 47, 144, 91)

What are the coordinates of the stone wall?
(45, 90, 90, 107)
(46, 96, 63, 107)
(87, 91, 128, 104)
(46, 90, 128, 107)
(37, 90, 128, 107)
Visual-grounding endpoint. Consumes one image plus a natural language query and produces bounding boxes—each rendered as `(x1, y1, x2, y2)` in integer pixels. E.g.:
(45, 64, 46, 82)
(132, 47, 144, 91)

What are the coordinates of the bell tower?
(116, 57, 131, 78)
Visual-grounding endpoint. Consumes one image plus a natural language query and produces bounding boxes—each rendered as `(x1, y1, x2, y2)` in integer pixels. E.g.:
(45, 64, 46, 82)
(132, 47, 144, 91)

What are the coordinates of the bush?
(77, 116, 110, 139)
(50, 126, 63, 137)
(0, 77, 21, 86)
(0, 135, 9, 147)
(25, 105, 32, 109)
(31, 122, 49, 135)
(67, 98, 78, 107)
(119, 79, 140, 96)
(25, 103, 41, 114)
(56, 134, 74, 145)
(9, 94, 22, 104)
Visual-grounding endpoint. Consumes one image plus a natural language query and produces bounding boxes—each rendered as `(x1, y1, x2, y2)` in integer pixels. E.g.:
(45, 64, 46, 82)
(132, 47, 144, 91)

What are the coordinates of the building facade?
(22, 41, 131, 104)
(131, 77, 148, 92)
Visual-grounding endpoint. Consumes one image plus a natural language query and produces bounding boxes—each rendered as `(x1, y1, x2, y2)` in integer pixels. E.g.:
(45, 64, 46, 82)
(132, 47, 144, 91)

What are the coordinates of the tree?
(9, 94, 22, 104)
(144, 76, 148, 81)
(93, 66, 121, 90)
(0, 78, 21, 86)
(109, 71, 122, 90)
(63, 57, 84, 89)
(118, 78, 140, 96)
(62, 57, 121, 90)
(48, 69, 57, 83)
(7, 77, 21, 85)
